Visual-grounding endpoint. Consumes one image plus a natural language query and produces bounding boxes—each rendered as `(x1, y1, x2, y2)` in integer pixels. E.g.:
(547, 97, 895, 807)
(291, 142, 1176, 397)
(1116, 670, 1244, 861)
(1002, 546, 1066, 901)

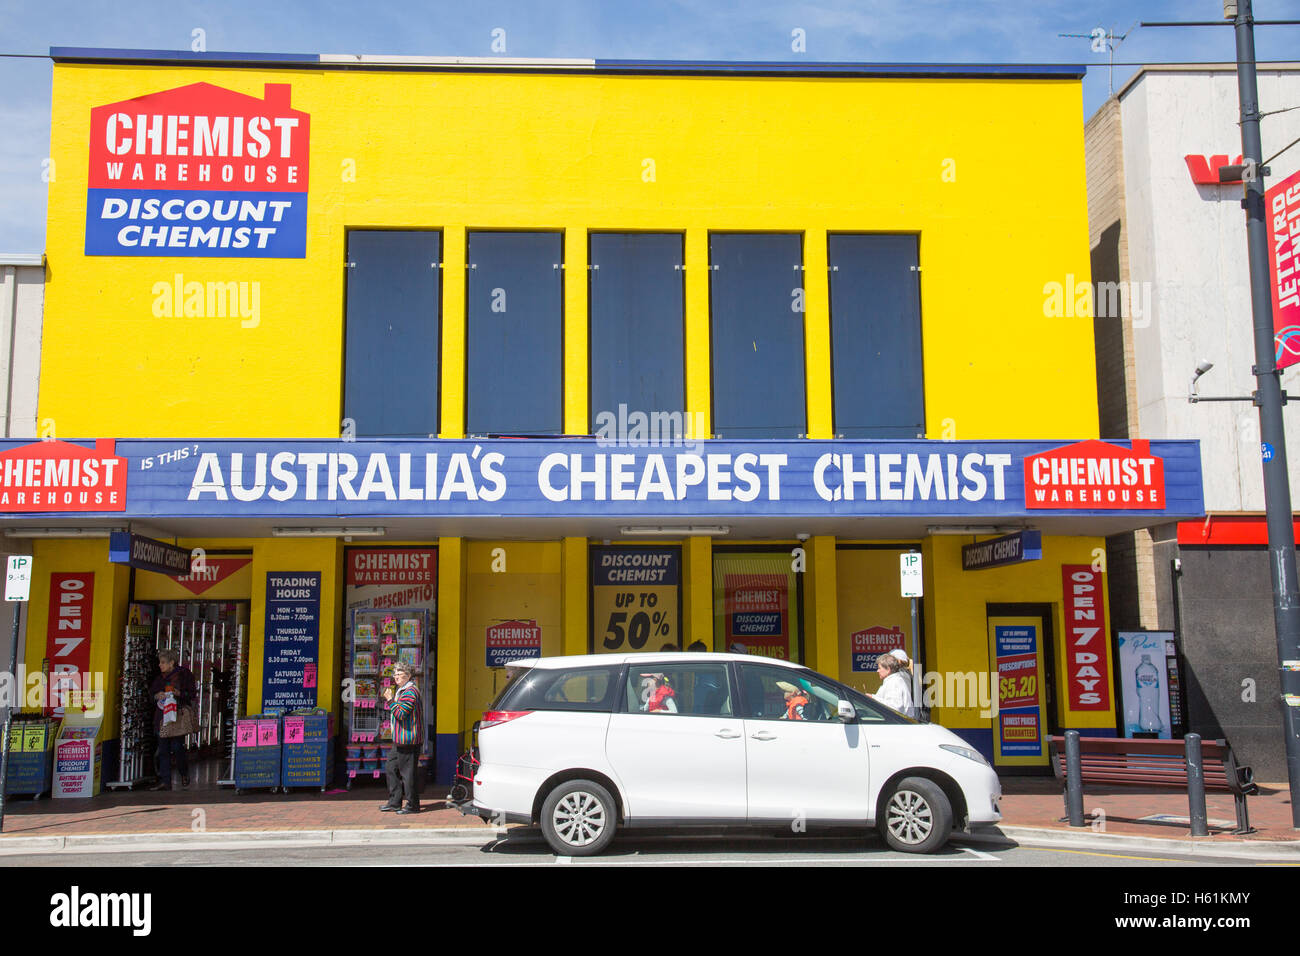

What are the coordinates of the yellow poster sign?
(591, 547, 681, 653)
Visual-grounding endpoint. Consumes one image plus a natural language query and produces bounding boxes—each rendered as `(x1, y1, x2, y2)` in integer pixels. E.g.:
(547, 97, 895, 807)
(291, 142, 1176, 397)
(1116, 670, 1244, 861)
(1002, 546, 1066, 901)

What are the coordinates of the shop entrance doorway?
(986, 603, 1058, 771)
(148, 601, 249, 790)
(116, 554, 255, 791)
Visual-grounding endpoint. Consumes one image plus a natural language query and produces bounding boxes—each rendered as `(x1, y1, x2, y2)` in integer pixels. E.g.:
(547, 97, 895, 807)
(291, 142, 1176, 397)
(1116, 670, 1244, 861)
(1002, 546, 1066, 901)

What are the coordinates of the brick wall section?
(1086, 97, 1160, 630)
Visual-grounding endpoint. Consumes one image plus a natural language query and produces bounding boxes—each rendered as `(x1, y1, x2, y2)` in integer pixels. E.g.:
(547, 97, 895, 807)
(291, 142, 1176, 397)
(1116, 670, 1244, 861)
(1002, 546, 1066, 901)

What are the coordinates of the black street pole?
(0, 602, 22, 834)
(1233, 0, 1300, 828)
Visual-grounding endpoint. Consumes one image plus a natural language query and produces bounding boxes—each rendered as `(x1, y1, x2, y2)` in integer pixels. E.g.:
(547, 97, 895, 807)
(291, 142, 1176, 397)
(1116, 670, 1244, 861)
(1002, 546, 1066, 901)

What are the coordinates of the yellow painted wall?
(835, 547, 916, 697)
(923, 534, 1115, 733)
(435, 537, 465, 745)
(20, 539, 129, 730)
(43, 66, 1095, 442)
(463, 541, 562, 729)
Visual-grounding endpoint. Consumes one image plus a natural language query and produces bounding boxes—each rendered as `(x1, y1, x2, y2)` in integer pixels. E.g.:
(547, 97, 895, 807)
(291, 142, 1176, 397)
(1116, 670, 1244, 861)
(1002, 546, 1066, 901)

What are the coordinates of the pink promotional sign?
(235, 721, 256, 748)
(284, 717, 305, 745)
(256, 719, 278, 747)
(1266, 168, 1300, 370)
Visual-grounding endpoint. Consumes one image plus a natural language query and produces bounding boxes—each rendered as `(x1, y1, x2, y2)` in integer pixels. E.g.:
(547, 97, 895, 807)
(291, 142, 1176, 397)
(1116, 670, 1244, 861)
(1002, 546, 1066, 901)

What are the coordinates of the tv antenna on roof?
(1059, 22, 1137, 97)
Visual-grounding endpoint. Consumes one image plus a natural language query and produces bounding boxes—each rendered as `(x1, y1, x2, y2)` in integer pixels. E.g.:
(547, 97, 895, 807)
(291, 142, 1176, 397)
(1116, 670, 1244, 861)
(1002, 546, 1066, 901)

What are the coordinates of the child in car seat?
(777, 680, 809, 720)
(642, 673, 678, 713)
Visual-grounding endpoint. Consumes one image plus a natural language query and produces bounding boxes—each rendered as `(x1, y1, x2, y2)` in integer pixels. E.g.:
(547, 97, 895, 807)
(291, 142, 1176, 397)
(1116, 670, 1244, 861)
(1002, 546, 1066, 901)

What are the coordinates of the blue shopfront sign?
(961, 530, 1043, 571)
(108, 531, 193, 574)
(0, 437, 1204, 520)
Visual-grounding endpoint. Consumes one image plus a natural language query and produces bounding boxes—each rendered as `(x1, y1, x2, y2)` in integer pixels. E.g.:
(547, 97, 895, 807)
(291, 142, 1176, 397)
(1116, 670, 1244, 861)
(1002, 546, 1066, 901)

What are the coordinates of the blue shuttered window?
(589, 233, 686, 435)
(709, 234, 806, 439)
(828, 234, 925, 439)
(466, 231, 564, 436)
(343, 231, 441, 438)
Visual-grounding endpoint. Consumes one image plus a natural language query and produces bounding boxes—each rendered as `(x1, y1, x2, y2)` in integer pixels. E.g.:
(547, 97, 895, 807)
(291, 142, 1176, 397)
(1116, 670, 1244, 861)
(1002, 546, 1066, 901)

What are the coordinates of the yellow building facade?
(2, 50, 1206, 786)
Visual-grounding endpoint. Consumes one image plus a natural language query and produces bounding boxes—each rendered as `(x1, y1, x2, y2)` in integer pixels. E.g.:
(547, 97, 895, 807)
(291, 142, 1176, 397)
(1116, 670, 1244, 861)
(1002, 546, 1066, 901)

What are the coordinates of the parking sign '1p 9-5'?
(5, 555, 32, 602)
(899, 552, 923, 598)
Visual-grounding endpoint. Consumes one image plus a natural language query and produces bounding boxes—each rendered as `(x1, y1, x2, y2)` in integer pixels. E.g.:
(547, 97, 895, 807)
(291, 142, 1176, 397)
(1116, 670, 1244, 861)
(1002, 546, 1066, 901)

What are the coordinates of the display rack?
(345, 607, 430, 788)
(218, 624, 247, 788)
(155, 616, 243, 752)
(106, 622, 156, 790)
(4, 713, 57, 798)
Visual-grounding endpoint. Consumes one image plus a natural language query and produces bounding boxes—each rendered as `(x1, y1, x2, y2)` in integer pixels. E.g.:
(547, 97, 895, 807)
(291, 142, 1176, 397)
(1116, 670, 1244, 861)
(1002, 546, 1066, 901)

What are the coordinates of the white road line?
(409, 854, 997, 867)
(961, 846, 1000, 862)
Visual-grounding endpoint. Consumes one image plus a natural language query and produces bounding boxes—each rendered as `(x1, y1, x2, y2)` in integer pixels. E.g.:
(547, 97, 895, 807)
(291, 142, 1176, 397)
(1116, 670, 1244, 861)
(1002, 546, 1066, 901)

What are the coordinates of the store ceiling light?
(925, 525, 1021, 536)
(3, 527, 126, 538)
(618, 526, 730, 536)
(271, 527, 387, 537)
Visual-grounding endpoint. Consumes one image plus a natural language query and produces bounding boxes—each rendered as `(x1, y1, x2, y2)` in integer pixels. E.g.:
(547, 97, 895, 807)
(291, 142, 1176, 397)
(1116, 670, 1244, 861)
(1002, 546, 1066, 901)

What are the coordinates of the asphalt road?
(0, 830, 1278, 866)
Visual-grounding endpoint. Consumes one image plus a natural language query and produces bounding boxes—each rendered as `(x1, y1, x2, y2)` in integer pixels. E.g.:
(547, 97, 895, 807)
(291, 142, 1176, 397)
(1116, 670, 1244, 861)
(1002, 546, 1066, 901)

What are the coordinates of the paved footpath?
(0, 776, 1295, 856)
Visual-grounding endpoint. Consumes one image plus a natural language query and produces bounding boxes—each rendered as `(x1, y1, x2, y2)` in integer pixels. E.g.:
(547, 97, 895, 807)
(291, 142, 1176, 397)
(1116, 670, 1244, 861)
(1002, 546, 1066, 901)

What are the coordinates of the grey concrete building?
(0, 253, 43, 718)
(1085, 65, 1300, 780)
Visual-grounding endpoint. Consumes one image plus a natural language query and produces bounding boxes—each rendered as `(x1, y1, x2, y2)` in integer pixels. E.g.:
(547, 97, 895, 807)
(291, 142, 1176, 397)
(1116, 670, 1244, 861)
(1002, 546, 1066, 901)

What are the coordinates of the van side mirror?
(837, 700, 856, 722)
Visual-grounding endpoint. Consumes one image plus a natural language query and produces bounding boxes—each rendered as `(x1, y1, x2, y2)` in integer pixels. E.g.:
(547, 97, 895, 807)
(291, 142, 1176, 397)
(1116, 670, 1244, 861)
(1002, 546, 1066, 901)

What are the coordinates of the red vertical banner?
(1061, 565, 1110, 711)
(45, 572, 95, 711)
(1266, 168, 1300, 370)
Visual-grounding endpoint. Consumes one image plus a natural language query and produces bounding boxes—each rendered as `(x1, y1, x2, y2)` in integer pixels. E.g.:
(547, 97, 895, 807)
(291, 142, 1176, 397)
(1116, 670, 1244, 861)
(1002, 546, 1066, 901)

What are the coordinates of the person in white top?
(871, 650, 917, 718)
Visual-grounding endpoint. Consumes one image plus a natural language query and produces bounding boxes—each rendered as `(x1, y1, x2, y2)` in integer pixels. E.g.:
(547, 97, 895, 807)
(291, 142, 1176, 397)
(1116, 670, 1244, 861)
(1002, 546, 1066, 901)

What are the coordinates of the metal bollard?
(1185, 733, 1209, 837)
(1065, 730, 1085, 827)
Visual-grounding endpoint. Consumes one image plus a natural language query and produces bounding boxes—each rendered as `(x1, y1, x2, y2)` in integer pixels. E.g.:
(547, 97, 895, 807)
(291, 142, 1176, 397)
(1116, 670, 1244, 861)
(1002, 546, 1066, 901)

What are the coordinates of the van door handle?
(750, 731, 777, 741)
(714, 729, 741, 739)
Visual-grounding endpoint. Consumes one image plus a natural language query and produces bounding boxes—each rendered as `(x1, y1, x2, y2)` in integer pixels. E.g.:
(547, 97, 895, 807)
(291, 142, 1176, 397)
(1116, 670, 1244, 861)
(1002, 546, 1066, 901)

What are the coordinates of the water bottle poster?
(1117, 631, 1175, 739)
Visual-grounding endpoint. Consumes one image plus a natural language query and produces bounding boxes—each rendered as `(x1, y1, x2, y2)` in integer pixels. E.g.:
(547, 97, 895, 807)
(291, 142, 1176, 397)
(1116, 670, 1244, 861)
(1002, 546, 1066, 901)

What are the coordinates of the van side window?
(497, 665, 621, 713)
(739, 664, 892, 722)
(622, 663, 732, 716)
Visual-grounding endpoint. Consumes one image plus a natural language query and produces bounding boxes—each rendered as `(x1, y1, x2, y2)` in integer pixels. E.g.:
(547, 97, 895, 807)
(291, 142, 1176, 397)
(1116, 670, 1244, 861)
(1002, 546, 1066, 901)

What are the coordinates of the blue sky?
(2, 0, 1299, 252)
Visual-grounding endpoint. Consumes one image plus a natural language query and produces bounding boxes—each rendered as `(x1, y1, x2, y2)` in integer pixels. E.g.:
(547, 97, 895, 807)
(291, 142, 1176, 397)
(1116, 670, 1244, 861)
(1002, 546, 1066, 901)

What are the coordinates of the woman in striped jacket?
(381, 662, 424, 814)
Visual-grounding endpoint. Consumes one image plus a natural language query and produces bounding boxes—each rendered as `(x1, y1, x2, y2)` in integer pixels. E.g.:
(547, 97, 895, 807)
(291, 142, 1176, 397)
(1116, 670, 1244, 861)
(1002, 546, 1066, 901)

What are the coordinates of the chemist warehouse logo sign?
(85, 82, 310, 258)
(0, 440, 127, 512)
(1024, 440, 1165, 510)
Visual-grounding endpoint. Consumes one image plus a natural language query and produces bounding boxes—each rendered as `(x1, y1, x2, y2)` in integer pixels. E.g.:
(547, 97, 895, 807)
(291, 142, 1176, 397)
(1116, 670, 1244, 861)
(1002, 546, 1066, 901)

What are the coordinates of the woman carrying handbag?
(149, 648, 198, 790)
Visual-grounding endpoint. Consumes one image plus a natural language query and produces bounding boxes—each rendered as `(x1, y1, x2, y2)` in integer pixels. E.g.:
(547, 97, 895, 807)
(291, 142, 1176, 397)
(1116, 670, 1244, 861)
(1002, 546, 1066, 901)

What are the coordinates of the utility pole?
(1145, 2, 1300, 825)
(1230, 0, 1300, 828)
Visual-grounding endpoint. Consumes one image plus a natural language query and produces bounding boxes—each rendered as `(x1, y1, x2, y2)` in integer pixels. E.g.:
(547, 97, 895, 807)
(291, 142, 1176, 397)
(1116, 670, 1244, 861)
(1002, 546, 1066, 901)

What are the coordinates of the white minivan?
(466, 652, 1002, 856)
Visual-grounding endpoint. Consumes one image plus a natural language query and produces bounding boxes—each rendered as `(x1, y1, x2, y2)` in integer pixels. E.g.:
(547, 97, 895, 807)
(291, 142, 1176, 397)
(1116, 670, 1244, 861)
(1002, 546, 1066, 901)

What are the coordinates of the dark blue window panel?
(589, 234, 685, 433)
(466, 232, 564, 436)
(344, 231, 441, 438)
(709, 234, 806, 439)
(828, 235, 925, 439)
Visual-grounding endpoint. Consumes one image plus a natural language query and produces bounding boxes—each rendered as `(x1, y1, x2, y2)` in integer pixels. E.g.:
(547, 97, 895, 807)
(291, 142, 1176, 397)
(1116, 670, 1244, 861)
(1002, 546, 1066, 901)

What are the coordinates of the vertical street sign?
(5, 556, 32, 602)
(899, 552, 923, 598)
(1, 555, 31, 832)
(900, 551, 923, 709)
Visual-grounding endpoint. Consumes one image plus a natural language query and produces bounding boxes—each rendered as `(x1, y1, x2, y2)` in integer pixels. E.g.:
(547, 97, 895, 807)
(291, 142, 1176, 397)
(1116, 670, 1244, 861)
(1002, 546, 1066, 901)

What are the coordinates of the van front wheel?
(880, 776, 952, 854)
(540, 780, 617, 856)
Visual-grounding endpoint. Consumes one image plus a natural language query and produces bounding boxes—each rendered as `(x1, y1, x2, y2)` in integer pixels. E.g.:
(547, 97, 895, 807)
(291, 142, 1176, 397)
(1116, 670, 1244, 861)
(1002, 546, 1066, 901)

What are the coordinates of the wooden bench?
(1047, 735, 1257, 834)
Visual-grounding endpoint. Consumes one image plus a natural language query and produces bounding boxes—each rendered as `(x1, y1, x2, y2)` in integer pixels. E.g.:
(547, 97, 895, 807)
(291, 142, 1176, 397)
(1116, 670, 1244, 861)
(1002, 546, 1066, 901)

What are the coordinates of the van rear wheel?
(540, 780, 617, 856)
(880, 776, 952, 854)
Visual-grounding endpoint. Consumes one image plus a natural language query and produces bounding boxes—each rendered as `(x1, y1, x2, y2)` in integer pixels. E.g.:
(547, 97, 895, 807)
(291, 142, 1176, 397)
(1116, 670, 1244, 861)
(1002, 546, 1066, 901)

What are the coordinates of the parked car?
(462, 652, 1001, 856)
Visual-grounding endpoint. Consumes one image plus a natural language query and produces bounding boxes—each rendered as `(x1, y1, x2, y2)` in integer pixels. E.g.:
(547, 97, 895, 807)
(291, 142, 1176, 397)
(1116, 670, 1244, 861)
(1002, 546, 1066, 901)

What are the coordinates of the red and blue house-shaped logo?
(85, 82, 310, 258)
